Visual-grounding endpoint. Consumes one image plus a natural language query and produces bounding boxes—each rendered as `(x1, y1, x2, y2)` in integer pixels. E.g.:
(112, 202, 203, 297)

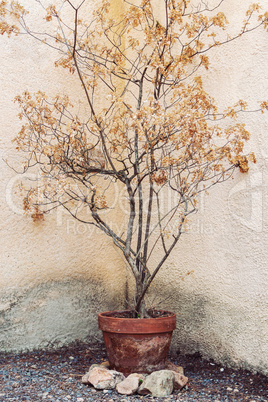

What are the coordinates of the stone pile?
(82, 361, 188, 397)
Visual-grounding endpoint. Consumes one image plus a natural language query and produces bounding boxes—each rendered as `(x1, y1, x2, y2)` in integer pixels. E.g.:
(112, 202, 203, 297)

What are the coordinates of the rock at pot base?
(82, 366, 125, 389)
(173, 371, 188, 390)
(165, 360, 184, 374)
(138, 370, 174, 397)
(116, 373, 145, 395)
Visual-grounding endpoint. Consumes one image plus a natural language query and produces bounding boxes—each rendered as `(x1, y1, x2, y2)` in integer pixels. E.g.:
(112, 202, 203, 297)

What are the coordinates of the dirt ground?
(0, 341, 267, 401)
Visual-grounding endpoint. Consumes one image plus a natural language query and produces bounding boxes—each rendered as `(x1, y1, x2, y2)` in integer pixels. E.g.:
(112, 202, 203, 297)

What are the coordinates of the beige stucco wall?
(0, 0, 128, 351)
(0, 0, 267, 375)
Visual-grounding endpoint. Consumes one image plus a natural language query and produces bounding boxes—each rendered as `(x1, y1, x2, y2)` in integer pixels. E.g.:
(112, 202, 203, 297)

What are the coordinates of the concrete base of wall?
(0, 279, 121, 352)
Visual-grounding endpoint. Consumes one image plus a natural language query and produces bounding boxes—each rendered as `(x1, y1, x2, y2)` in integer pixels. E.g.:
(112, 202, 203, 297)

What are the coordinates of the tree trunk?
(135, 280, 150, 318)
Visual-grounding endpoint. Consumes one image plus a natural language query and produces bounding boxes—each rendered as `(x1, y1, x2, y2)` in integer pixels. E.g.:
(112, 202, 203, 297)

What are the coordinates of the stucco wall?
(0, 0, 128, 351)
(184, 1, 267, 374)
(0, 0, 268, 375)
(154, 0, 268, 374)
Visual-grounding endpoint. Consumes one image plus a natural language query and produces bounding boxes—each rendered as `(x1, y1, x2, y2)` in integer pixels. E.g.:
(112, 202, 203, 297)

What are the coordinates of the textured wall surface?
(0, 0, 268, 375)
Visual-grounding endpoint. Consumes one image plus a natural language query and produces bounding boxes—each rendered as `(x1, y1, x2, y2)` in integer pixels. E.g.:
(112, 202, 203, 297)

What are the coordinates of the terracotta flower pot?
(98, 310, 176, 375)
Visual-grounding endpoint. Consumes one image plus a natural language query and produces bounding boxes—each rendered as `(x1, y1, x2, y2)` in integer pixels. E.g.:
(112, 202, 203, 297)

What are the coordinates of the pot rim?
(98, 309, 176, 334)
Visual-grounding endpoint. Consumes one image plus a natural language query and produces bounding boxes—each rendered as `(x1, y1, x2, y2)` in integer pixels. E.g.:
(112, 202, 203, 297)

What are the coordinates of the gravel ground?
(0, 342, 267, 401)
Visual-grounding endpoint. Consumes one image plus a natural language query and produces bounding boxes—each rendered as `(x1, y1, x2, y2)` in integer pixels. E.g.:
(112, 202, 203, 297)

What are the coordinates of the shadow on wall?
(0, 278, 122, 353)
(146, 282, 268, 376)
(1, 275, 267, 375)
